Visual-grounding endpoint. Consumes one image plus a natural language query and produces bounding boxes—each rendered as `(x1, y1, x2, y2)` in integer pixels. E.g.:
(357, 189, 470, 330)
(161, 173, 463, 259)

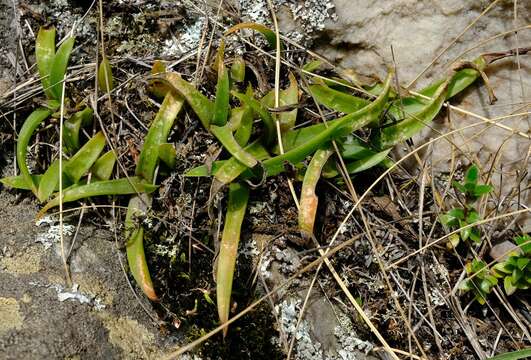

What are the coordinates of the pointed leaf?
(161, 73, 214, 129)
(98, 55, 114, 93)
(49, 36, 75, 100)
(17, 107, 54, 196)
(216, 182, 249, 335)
(36, 26, 56, 99)
(308, 83, 369, 114)
(158, 143, 176, 169)
(371, 79, 449, 150)
(210, 124, 258, 168)
(64, 131, 106, 183)
(125, 194, 158, 301)
(212, 40, 230, 126)
(225, 22, 278, 48)
(135, 93, 184, 182)
(64, 107, 94, 153)
(91, 150, 117, 180)
(299, 148, 333, 236)
(37, 159, 61, 202)
(38, 177, 158, 218)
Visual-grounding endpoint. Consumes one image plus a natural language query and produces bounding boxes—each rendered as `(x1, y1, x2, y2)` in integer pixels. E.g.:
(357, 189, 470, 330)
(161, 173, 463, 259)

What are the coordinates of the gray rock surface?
(314, 0, 530, 230)
(0, 191, 173, 359)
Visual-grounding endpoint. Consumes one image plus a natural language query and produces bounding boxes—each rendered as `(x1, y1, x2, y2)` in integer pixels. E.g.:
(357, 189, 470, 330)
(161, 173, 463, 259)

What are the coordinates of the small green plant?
(439, 165, 493, 248)
(492, 234, 531, 295)
(459, 259, 498, 305)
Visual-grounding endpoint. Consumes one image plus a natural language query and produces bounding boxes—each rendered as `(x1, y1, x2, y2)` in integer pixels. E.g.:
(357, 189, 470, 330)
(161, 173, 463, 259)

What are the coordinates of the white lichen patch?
(275, 298, 324, 360)
(162, 17, 206, 56)
(35, 216, 75, 250)
(238, 0, 337, 44)
(334, 312, 374, 359)
(29, 281, 105, 310)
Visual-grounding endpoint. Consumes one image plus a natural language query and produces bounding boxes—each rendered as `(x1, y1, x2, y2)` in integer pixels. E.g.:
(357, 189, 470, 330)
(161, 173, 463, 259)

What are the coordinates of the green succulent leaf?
(64, 131, 106, 184)
(64, 107, 94, 153)
(91, 150, 117, 181)
(17, 107, 54, 197)
(225, 22, 279, 49)
(38, 177, 158, 218)
(98, 55, 114, 93)
(49, 36, 75, 100)
(158, 143, 177, 169)
(36, 26, 56, 99)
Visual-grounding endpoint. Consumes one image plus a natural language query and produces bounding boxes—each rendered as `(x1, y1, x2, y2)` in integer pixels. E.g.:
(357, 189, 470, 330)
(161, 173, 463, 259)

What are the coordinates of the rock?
(0, 191, 171, 359)
(489, 240, 522, 261)
(316, 0, 531, 231)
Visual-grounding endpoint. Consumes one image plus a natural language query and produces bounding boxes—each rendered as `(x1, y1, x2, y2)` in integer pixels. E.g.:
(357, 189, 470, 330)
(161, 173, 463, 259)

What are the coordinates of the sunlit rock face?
(312, 0, 530, 230)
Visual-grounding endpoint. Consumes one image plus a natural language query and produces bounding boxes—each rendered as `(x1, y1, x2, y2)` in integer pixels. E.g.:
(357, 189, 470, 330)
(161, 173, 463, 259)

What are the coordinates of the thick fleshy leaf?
(210, 124, 257, 168)
(36, 26, 56, 99)
(158, 143, 176, 169)
(261, 72, 393, 178)
(49, 36, 75, 100)
(216, 182, 249, 335)
(17, 107, 54, 196)
(233, 91, 275, 144)
(97, 55, 114, 93)
(91, 150, 117, 180)
(38, 177, 158, 218)
(64, 131, 106, 183)
(230, 57, 246, 83)
(212, 40, 230, 127)
(184, 161, 229, 177)
(346, 149, 391, 174)
(420, 55, 487, 100)
(214, 141, 270, 184)
(37, 159, 61, 202)
(228, 106, 253, 146)
(371, 79, 449, 150)
(1, 174, 43, 190)
(148, 60, 169, 99)
(125, 194, 158, 301)
(280, 72, 392, 154)
(135, 93, 184, 182)
(299, 148, 333, 236)
(160, 72, 214, 129)
(64, 107, 94, 153)
(225, 22, 278, 48)
(308, 83, 369, 114)
(261, 72, 299, 131)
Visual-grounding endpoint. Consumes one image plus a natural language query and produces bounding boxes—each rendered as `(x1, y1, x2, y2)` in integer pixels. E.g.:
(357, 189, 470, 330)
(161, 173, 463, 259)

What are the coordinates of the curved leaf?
(64, 131, 106, 183)
(49, 36, 75, 100)
(38, 177, 158, 217)
(225, 22, 278, 48)
(36, 26, 56, 99)
(125, 194, 158, 301)
(17, 107, 54, 196)
(216, 182, 249, 335)
(97, 55, 114, 93)
(135, 93, 184, 182)
(91, 150, 117, 181)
